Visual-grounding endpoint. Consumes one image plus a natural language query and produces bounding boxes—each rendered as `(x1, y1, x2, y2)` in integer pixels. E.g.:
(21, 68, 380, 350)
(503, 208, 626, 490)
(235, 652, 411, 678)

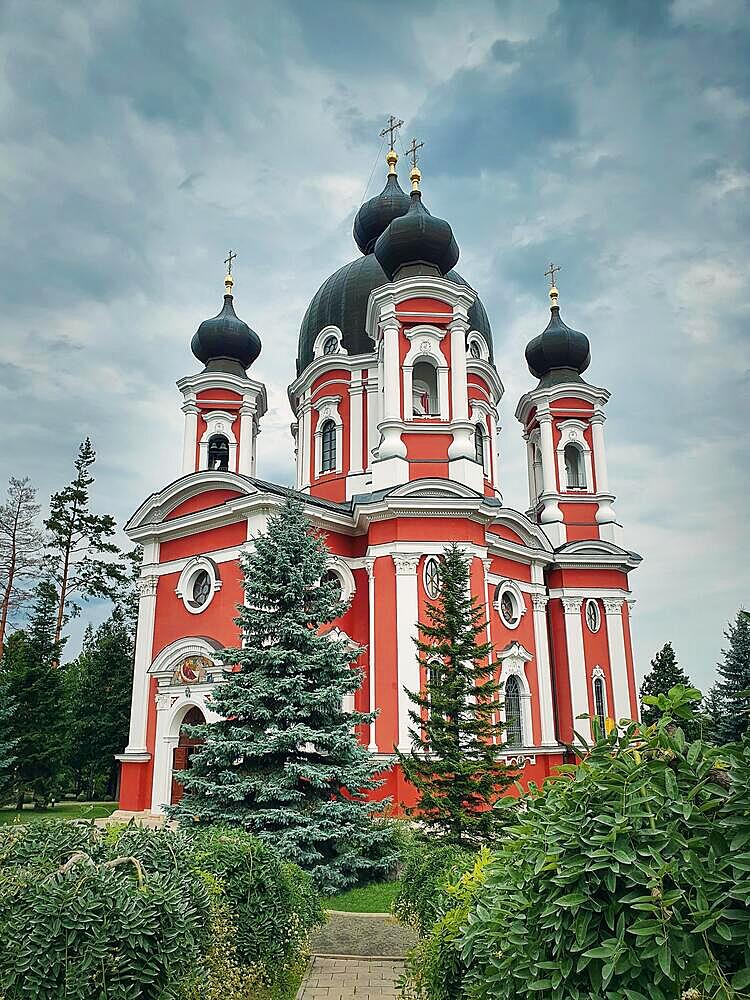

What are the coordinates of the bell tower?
(177, 256, 267, 478)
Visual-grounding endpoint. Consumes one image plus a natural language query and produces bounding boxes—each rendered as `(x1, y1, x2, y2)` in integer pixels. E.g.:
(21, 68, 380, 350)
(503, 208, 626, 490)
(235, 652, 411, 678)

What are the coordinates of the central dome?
(297, 153, 493, 375)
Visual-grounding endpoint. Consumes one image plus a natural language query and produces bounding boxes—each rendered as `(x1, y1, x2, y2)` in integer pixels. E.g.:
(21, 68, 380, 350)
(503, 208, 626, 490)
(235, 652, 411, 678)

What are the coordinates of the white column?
(181, 403, 199, 475)
(122, 574, 158, 755)
(365, 558, 377, 751)
(365, 379, 379, 466)
(561, 597, 589, 743)
(590, 412, 609, 492)
(531, 593, 558, 745)
(449, 316, 469, 420)
(393, 553, 421, 752)
(151, 699, 176, 815)
(382, 322, 401, 420)
(299, 398, 311, 489)
(349, 377, 364, 474)
(604, 598, 631, 724)
(538, 411, 558, 493)
(238, 402, 256, 476)
(489, 413, 501, 492)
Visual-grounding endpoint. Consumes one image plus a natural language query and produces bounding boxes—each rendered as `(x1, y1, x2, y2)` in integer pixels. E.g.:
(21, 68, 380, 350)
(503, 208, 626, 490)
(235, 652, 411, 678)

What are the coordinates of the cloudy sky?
(1, 0, 747, 690)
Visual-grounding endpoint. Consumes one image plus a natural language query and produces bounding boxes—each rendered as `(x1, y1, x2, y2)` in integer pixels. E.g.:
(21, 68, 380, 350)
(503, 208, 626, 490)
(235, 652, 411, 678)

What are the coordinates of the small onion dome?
(374, 169, 459, 282)
(191, 274, 262, 376)
(353, 149, 410, 254)
(525, 286, 591, 384)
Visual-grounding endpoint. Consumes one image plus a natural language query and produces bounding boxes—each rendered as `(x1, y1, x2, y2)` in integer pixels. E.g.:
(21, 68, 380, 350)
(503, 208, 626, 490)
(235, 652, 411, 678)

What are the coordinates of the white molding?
(365, 557, 377, 751)
(288, 351, 378, 409)
(312, 325, 347, 360)
(175, 556, 222, 615)
(561, 596, 590, 743)
(556, 418, 594, 494)
(198, 411, 238, 473)
(392, 553, 421, 751)
(403, 325, 450, 421)
(325, 556, 356, 603)
(366, 275, 477, 340)
(122, 573, 159, 755)
(148, 636, 223, 680)
(494, 578, 527, 630)
(515, 381, 610, 425)
(497, 641, 534, 749)
(313, 395, 343, 477)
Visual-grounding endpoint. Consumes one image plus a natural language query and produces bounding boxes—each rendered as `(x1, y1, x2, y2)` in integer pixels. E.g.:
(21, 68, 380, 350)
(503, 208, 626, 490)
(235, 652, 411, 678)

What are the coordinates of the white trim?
(561, 596, 589, 744)
(121, 573, 159, 757)
(515, 380, 610, 425)
(585, 597, 602, 633)
(403, 325, 450, 421)
(325, 556, 356, 604)
(494, 578, 527, 630)
(423, 554, 442, 599)
(556, 419, 594, 493)
(199, 411, 238, 473)
(365, 558, 377, 751)
(175, 556, 222, 615)
(392, 553, 421, 752)
(149, 636, 223, 680)
(313, 395, 343, 476)
(497, 641, 534, 749)
(591, 664, 608, 722)
(312, 325, 346, 359)
(603, 598, 632, 723)
(466, 331, 490, 361)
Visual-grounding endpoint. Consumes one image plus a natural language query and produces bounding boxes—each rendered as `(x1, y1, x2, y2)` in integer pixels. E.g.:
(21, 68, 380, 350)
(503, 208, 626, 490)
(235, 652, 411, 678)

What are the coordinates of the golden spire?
(545, 262, 561, 306)
(224, 249, 237, 295)
(386, 147, 398, 176)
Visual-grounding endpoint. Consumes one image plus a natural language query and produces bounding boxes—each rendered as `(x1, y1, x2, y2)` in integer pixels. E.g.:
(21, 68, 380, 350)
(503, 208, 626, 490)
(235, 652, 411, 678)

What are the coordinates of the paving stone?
(297, 956, 406, 1000)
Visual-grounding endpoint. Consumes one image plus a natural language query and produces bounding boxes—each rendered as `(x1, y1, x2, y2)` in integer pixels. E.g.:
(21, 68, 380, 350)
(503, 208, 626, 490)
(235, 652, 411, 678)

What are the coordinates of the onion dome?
(525, 286, 591, 385)
(191, 272, 262, 376)
(353, 149, 410, 254)
(374, 165, 459, 281)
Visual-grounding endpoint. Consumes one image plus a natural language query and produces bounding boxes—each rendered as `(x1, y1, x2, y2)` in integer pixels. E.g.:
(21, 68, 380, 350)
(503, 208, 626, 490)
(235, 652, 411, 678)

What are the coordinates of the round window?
(469, 340, 481, 359)
(585, 599, 601, 633)
(497, 584, 522, 629)
(323, 335, 338, 356)
(423, 557, 441, 600)
(190, 570, 212, 608)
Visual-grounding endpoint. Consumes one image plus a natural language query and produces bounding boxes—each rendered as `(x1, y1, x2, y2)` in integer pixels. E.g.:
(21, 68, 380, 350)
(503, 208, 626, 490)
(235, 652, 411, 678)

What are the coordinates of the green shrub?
(394, 841, 477, 936)
(457, 688, 749, 1000)
(0, 821, 323, 1000)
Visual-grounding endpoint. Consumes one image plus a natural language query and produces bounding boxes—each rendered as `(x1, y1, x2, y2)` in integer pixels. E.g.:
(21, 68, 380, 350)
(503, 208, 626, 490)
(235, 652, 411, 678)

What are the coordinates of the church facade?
(117, 146, 641, 817)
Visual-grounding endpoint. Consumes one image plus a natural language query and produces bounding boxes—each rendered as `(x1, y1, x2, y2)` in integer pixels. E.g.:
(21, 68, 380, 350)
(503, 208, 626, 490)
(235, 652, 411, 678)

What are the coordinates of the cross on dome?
(224, 250, 237, 294)
(405, 137, 424, 169)
(544, 262, 561, 305)
(380, 115, 404, 151)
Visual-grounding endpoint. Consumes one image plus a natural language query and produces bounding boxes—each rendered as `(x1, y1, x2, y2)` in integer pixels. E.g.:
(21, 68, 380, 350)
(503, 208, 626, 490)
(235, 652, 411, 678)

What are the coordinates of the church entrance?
(170, 706, 205, 805)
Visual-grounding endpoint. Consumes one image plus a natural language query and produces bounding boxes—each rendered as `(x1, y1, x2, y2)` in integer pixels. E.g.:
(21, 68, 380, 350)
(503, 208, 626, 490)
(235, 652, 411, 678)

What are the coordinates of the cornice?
(177, 371, 268, 417)
(366, 275, 477, 340)
(287, 352, 378, 412)
(515, 381, 611, 425)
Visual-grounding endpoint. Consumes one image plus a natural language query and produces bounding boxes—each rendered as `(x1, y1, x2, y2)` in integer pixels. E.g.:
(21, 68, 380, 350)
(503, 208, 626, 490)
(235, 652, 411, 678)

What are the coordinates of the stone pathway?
(296, 956, 404, 999)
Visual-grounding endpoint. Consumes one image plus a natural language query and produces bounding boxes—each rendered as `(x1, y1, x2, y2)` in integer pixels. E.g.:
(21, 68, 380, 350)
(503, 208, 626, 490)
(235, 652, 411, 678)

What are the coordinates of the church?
(116, 136, 642, 818)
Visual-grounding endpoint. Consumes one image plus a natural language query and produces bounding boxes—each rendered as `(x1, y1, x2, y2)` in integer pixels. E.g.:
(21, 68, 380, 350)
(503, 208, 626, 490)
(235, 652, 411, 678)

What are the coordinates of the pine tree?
(3, 582, 66, 807)
(702, 683, 726, 746)
(65, 608, 134, 799)
(0, 668, 18, 804)
(169, 497, 393, 893)
(714, 609, 750, 743)
(44, 438, 126, 650)
(640, 642, 701, 739)
(0, 476, 44, 657)
(397, 543, 517, 847)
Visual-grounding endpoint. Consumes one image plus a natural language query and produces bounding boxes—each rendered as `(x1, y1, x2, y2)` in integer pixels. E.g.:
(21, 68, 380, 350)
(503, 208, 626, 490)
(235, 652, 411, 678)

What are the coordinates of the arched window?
(321, 568, 342, 601)
(320, 419, 337, 473)
(207, 434, 230, 471)
(412, 361, 438, 416)
(564, 443, 585, 489)
(593, 676, 606, 726)
(475, 424, 486, 470)
(323, 334, 338, 355)
(504, 675, 523, 747)
(469, 340, 481, 359)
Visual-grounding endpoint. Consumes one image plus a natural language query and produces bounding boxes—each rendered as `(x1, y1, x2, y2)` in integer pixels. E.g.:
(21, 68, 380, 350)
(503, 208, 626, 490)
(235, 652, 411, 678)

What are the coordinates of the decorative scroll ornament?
(603, 598, 624, 615)
(531, 593, 549, 612)
(561, 596, 584, 614)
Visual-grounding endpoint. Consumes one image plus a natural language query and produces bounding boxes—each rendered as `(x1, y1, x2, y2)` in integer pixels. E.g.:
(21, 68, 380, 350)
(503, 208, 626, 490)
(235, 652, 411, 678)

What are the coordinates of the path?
(296, 956, 404, 999)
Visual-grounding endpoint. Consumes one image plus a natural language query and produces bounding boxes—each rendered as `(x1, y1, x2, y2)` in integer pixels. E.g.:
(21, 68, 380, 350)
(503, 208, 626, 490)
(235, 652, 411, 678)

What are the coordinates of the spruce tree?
(702, 683, 726, 746)
(3, 582, 66, 807)
(714, 609, 750, 743)
(169, 497, 393, 893)
(0, 668, 18, 804)
(397, 543, 516, 847)
(640, 642, 700, 739)
(44, 438, 126, 650)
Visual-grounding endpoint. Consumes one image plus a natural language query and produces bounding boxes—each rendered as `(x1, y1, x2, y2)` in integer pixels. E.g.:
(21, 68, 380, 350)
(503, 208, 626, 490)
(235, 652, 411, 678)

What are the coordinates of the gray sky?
(1, 0, 747, 690)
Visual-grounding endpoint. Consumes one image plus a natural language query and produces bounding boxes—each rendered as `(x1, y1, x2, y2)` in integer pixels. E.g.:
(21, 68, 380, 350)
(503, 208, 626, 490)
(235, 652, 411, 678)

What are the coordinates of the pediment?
(127, 471, 259, 532)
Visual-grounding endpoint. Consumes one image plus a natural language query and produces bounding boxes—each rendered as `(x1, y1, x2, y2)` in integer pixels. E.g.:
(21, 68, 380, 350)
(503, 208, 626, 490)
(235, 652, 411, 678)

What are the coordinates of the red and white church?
(116, 145, 642, 818)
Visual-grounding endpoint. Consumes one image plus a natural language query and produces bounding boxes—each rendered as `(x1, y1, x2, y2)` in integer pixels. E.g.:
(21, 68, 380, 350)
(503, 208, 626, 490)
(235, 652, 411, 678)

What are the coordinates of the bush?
(394, 841, 477, 936)
(0, 821, 323, 1000)
(458, 688, 749, 1000)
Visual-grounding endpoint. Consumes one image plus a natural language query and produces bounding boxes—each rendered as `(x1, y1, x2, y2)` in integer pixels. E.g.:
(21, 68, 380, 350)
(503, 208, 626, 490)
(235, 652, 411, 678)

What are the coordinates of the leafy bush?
(457, 688, 749, 1000)
(0, 821, 323, 1000)
(394, 841, 477, 936)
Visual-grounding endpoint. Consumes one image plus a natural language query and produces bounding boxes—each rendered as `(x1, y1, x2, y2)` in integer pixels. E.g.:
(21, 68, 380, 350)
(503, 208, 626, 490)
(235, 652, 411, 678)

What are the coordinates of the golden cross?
(544, 262, 561, 288)
(405, 137, 424, 169)
(380, 115, 404, 150)
(224, 250, 237, 275)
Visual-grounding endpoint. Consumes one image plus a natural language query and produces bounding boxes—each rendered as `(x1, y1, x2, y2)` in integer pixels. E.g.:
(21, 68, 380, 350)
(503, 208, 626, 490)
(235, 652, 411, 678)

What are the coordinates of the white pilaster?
(365, 378, 379, 468)
(393, 553, 421, 752)
(531, 593, 558, 746)
(181, 404, 199, 475)
(151, 697, 176, 814)
(561, 597, 589, 743)
(449, 314, 469, 421)
(365, 557, 377, 752)
(537, 410, 565, 546)
(299, 398, 312, 490)
(238, 402, 256, 476)
(382, 321, 401, 420)
(604, 598, 631, 724)
(590, 411, 609, 492)
(349, 377, 364, 474)
(121, 574, 158, 756)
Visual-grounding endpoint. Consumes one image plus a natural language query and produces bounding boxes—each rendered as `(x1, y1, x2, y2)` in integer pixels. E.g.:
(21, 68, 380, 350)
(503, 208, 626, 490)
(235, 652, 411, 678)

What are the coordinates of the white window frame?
(466, 331, 489, 361)
(402, 325, 450, 421)
(198, 411, 238, 472)
(585, 598, 602, 634)
(313, 395, 343, 476)
(323, 558, 356, 604)
(312, 325, 345, 359)
(497, 641, 534, 748)
(495, 579, 527, 631)
(592, 665, 608, 721)
(423, 555, 442, 599)
(556, 419, 593, 493)
(175, 556, 222, 615)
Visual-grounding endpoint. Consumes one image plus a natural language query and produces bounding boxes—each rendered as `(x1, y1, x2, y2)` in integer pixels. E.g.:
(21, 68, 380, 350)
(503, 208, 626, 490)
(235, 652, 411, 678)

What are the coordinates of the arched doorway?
(170, 706, 205, 805)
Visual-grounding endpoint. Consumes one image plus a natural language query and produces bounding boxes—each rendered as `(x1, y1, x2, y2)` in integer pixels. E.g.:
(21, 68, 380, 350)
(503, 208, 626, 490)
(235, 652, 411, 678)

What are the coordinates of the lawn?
(0, 801, 118, 825)
(321, 880, 401, 913)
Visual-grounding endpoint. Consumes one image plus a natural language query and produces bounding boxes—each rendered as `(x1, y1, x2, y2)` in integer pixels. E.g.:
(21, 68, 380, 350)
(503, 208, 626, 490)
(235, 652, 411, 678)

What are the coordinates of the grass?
(322, 880, 401, 913)
(0, 801, 118, 825)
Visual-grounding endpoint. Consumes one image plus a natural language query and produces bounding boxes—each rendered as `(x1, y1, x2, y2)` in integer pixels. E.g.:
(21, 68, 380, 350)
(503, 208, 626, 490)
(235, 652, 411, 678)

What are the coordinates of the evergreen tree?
(3, 582, 66, 807)
(397, 543, 516, 847)
(169, 497, 393, 893)
(65, 607, 134, 799)
(714, 609, 750, 743)
(0, 668, 18, 804)
(640, 642, 701, 739)
(702, 683, 726, 746)
(0, 476, 44, 657)
(44, 438, 126, 650)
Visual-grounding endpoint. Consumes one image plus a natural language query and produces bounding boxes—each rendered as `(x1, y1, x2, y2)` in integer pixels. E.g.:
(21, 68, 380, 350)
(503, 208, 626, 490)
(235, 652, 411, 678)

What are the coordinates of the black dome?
(191, 293, 261, 376)
(297, 254, 493, 374)
(525, 300, 590, 384)
(374, 190, 459, 281)
(353, 172, 410, 254)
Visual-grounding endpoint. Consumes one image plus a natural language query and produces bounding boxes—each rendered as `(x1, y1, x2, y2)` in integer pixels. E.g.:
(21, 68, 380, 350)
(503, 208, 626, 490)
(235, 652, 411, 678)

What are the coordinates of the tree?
(3, 582, 66, 807)
(397, 543, 516, 847)
(65, 607, 134, 799)
(44, 438, 126, 651)
(0, 668, 18, 804)
(169, 497, 394, 893)
(702, 683, 726, 746)
(640, 642, 701, 739)
(713, 608, 750, 743)
(0, 476, 43, 657)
